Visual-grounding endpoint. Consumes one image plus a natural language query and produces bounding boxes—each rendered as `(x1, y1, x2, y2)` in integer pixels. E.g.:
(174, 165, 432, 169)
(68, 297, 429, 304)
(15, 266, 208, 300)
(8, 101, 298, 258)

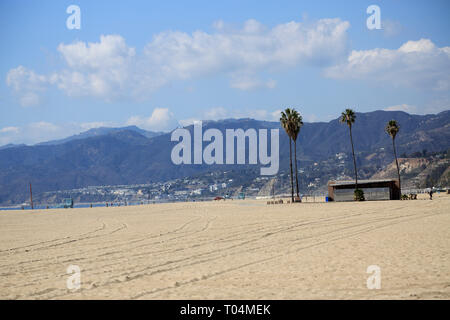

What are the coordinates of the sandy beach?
(0, 194, 449, 300)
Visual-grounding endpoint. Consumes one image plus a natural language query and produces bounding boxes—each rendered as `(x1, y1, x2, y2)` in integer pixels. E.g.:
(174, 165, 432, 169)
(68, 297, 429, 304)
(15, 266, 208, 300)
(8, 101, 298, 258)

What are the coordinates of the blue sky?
(1, 0, 449, 145)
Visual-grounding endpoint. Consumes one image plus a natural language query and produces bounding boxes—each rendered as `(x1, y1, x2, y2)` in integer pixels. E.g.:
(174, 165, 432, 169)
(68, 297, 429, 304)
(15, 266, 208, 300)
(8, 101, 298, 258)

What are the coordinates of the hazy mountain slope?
(0, 110, 448, 205)
(35, 126, 163, 146)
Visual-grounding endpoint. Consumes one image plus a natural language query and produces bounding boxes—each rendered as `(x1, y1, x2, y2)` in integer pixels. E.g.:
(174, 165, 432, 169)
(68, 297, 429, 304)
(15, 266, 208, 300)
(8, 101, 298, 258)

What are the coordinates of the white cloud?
(384, 101, 450, 115)
(230, 75, 276, 90)
(0, 126, 20, 134)
(0, 121, 113, 146)
(6, 18, 350, 103)
(6, 66, 48, 106)
(57, 34, 136, 70)
(142, 18, 349, 84)
(180, 108, 326, 124)
(29, 121, 60, 131)
(204, 107, 229, 119)
(212, 20, 225, 31)
(249, 109, 281, 121)
(186, 107, 282, 122)
(382, 20, 402, 37)
(51, 35, 136, 99)
(304, 114, 319, 122)
(0, 107, 177, 146)
(79, 121, 110, 130)
(423, 97, 450, 114)
(384, 104, 418, 113)
(325, 39, 450, 91)
(126, 108, 175, 131)
(0, 122, 64, 145)
(178, 118, 199, 127)
(270, 110, 283, 120)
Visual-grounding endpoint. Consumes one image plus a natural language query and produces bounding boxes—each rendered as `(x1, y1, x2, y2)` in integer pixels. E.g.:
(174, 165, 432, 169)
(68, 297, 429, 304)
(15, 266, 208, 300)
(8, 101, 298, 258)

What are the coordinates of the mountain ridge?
(0, 110, 448, 205)
(35, 125, 164, 146)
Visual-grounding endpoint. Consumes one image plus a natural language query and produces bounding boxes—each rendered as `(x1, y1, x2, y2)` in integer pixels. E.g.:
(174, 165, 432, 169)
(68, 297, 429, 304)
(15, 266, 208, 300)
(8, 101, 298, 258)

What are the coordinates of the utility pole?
(29, 182, 34, 210)
(272, 181, 275, 199)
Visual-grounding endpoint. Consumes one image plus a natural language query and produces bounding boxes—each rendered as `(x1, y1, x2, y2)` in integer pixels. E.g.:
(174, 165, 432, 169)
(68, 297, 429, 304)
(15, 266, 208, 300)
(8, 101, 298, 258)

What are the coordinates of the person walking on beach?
(429, 189, 433, 200)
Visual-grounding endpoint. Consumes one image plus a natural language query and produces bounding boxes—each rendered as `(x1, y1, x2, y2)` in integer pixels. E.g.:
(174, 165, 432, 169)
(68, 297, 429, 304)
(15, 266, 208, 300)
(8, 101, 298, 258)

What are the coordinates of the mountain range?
(0, 110, 449, 205)
(35, 125, 163, 146)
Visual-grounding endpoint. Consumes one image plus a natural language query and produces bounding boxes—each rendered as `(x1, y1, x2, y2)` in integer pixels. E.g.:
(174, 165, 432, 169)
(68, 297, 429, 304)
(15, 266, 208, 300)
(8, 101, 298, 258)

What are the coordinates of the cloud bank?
(325, 39, 450, 91)
(6, 18, 350, 105)
(126, 108, 176, 131)
(0, 107, 176, 145)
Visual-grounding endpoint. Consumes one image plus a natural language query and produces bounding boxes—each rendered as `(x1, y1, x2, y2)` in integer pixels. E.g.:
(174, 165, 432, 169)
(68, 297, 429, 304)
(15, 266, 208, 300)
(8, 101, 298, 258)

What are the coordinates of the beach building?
(327, 179, 400, 201)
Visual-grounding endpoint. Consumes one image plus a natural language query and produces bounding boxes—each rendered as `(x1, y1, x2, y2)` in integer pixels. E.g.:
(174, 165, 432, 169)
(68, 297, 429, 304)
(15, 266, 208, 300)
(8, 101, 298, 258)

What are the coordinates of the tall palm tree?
(385, 120, 401, 195)
(280, 108, 295, 203)
(340, 108, 358, 191)
(291, 111, 303, 200)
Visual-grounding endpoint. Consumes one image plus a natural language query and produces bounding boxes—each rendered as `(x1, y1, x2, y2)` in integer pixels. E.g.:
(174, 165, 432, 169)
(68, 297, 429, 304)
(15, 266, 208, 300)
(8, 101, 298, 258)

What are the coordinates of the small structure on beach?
(58, 198, 74, 208)
(327, 179, 400, 201)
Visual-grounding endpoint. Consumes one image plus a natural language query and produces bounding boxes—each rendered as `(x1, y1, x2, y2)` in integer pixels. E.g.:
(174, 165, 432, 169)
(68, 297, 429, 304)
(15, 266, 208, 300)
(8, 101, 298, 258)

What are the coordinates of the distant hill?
(296, 110, 450, 159)
(0, 110, 449, 205)
(36, 125, 163, 146)
(0, 143, 27, 150)
(371, 153, 450, 189)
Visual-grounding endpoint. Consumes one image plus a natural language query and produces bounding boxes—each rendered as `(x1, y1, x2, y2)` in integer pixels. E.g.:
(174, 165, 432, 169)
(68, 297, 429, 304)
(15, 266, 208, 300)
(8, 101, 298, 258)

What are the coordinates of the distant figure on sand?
(429, 189, 433, 200)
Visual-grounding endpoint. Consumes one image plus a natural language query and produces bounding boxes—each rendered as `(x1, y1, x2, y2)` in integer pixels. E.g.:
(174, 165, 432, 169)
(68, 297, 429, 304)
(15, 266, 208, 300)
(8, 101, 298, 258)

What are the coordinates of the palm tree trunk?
(289, 138, 294, 203)
(294, 139, 300, 200)
(393, 138, 401, 197)
(349, 126, 358, 190)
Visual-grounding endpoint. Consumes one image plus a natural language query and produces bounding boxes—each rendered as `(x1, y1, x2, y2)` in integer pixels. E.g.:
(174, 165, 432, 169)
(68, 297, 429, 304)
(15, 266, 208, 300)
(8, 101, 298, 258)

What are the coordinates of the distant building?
(327, 179, 400, 201)
(336, 152, 346, 160)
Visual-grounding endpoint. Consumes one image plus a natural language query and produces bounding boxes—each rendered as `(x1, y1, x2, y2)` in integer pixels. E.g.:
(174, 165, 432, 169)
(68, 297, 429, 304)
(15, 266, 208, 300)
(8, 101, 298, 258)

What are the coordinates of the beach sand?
(1, 194, 449, 300)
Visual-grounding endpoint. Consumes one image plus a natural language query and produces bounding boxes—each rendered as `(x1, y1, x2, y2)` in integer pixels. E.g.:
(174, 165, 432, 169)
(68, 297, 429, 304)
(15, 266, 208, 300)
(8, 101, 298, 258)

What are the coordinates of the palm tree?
(385, 120, 401, 195)
(291, 111, 303, 200)
(280, 108, 295, 203)
(340, 108, 359, 191)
